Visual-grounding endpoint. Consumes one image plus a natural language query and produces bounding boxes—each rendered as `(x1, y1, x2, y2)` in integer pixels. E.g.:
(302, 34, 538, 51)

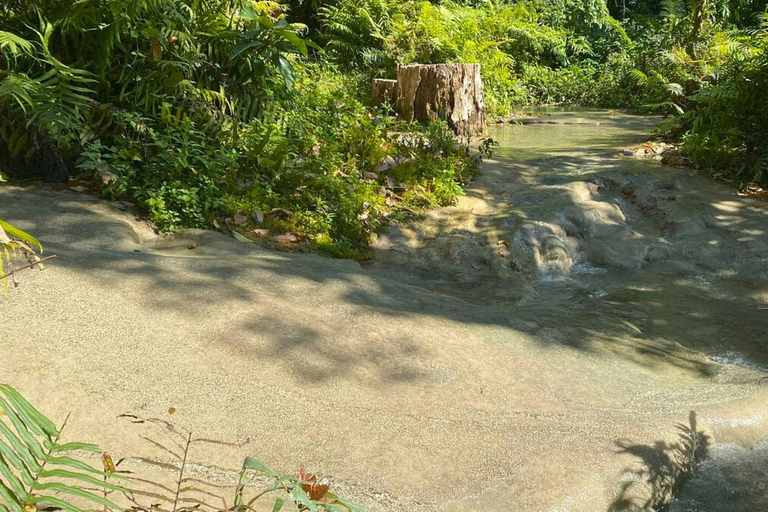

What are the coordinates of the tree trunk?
(396, 63, 485, 135)
(686, 0, 709, 58)
(372, 79, 398, 107)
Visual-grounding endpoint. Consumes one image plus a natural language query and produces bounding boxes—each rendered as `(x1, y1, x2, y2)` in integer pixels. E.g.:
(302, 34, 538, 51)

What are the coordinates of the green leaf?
(27, 494, 84, 512)
(0, 419, 41, 475)
(0, 402, 46, 461)
(37, 469, 124, 492)
(330, 496, 368, 512)
(282, 32, 308, 57)
(271, 497, 285, 512)
(0, 452, 26, 497)
(287, 485, 315, 511)
(47, 455, 124, 479)
(0, 439, 33, 485)
(50, 441, 102, 453)
(243, 457, 276, 478)
(0, 386, 56, 437)
(0, 478, 24, 512)
(0, 222, 42, 252)
(230, 41, 262, 60)
(31, 482, 122, 510)
(0, 31, 34, 56)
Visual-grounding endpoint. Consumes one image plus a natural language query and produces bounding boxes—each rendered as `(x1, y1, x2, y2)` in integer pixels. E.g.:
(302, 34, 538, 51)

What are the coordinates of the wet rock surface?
(1, 109, 767, 511)
(671, 438, 768, 512)
(372, 109, 768, 365)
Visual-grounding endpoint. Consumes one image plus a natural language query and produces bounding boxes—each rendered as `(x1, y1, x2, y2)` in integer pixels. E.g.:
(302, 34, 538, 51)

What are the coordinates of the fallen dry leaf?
(268, 208, 290, 220)
(232, 231, 255, 244)
(233, 212, 248, 226)
(99, 171, 114, 184)
(273, 233, 299, 243)
(253, 210, 264, 225)
(252, 228, 270, 237)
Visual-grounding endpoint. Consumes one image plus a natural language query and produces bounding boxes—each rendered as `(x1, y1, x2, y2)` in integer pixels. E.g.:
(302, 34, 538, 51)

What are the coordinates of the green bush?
(224, 64, 477, 258)
(673, 21, 768, 185)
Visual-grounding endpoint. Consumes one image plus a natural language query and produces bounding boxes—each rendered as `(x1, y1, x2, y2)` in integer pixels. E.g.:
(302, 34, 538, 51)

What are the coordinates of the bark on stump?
(396, 63, 485, 135)
(372, 79, 399, 107)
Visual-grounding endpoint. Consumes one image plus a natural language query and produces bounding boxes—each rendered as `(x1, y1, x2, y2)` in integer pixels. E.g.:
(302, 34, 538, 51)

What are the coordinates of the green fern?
(0, 384, 125, 512)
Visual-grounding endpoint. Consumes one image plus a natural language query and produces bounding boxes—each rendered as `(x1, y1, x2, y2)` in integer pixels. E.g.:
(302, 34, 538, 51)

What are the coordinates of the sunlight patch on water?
(572, 262, 608, 275)
(709, 351, 768, 373)
(699, 413, 765, 428)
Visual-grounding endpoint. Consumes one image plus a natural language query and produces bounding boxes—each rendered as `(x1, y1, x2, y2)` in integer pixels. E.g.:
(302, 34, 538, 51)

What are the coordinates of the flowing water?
(373, 108, 768, 370)
(370, 108, 768, 509)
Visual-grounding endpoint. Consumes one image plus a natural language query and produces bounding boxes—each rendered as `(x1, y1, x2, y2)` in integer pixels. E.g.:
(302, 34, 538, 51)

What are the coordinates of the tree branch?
(0, 254, 57, 281)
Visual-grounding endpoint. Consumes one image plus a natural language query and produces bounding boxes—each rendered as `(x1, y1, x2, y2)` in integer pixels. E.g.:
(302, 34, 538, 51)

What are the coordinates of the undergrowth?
(1, 0, 767, 253)
(0, 2, 477, 259)
(0, 384, 365, 512)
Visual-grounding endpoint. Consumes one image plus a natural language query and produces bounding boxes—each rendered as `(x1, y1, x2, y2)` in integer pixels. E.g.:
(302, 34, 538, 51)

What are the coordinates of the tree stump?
(372, 79, 398, 107)
(396, 64, 485, 135)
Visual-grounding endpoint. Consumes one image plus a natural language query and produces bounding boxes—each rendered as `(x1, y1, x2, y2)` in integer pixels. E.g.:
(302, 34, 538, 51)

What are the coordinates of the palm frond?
(0, 384, 125, 512)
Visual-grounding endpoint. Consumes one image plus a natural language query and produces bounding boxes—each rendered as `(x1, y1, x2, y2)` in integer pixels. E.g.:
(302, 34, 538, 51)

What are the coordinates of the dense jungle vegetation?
(1, 0, 767, 258)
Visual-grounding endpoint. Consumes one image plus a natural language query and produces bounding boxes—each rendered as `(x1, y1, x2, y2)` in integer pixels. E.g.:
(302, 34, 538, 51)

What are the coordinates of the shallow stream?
(374, 108, 768, 370)
(371, 108, 768, 509)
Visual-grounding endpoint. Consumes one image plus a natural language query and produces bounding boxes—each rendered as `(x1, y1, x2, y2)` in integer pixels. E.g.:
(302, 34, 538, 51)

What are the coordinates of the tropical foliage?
(1, 0, 766, 255)
(0, 1, 476, 257)
(672, 14, 768, 183)
(0, 384, 363, 512)
(0, 384, 123, 512)
(313, 0, 768, 185)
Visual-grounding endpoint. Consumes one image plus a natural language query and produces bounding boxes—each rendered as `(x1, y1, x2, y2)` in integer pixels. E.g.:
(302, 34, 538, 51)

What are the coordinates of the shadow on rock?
(609, 411, 710, 512)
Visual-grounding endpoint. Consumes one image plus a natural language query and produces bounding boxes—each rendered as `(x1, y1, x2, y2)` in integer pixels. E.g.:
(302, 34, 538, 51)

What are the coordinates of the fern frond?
(0, 384, 125, 512)
(0, 32, 33, 56)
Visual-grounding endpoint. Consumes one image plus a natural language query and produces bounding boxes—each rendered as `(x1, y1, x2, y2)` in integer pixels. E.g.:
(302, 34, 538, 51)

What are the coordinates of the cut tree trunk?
(396, 63, 485, 135)
(372, 79, 399, 107)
